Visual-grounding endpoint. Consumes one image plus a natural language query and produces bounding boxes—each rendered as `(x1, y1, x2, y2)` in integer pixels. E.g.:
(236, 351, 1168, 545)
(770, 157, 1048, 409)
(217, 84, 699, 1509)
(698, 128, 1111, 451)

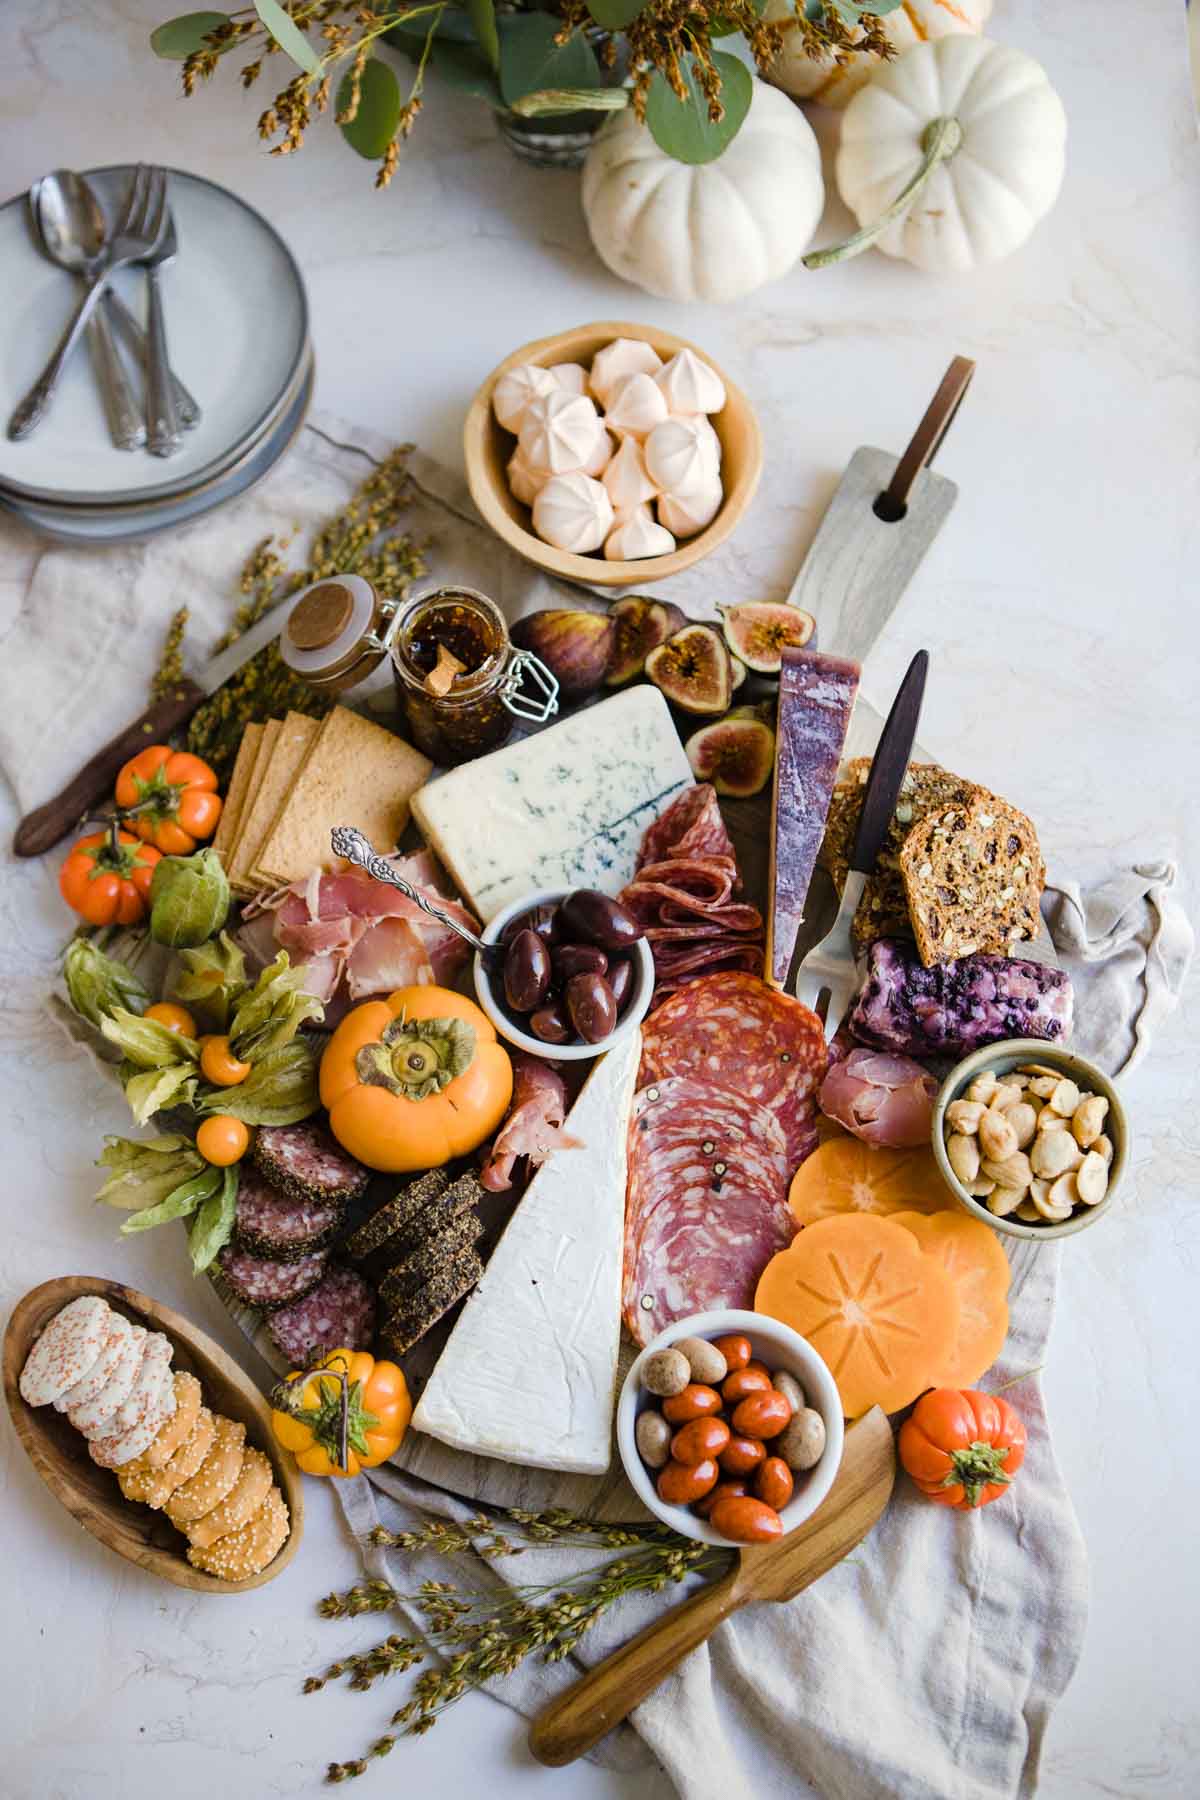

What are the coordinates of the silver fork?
(140, 178, 182, 457)
(8, 165, 167, 441)
(795, 649, 929, 1038)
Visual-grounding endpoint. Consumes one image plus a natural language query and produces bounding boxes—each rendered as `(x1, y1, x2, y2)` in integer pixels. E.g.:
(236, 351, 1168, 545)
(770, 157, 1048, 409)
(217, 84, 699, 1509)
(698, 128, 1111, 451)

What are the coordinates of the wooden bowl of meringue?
(464, 321, 763, 587)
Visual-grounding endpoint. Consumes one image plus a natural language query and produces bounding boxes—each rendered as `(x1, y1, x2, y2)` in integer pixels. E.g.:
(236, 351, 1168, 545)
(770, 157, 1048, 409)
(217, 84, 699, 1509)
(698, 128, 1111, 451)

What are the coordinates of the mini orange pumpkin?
(319, 986, 513, 1173)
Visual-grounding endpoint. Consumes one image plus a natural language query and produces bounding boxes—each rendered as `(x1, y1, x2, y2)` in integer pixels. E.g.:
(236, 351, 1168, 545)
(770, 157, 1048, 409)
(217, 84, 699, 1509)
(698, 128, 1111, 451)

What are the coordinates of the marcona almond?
(1047, 1077, 1081, 1117)
(987, 1187, 1024, 1218)
(1043, 1173, 1078, 1218)
(1072, 1094, 1108, 1148)
(988, 1084, 1021, 1113)
(1014, 1199, 1042, 1222)
(1028, 1075, 1060, 1099)
(965, 1177, 996, 1198)
(947, 1133, 981, 1184)
(966, 1073, 999, 1105)
(1093, 1134, 1114, 1165)
(981, 1151, 1033, 1190)
(1007, 1102, 1038, 1149)
(979, 1111, 1018, 1162)
(1030, 1131, 1082, 1180)
(946, 1099, 986, 1135)
(1036, 1111, 1070, 1133)
(1076, 1151, 1110, 1206)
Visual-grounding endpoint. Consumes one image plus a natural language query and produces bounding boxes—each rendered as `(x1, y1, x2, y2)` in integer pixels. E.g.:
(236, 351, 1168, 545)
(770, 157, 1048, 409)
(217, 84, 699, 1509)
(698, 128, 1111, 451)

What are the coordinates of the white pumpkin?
(581, 81, 824, 304)
(832, 38, 1067, 274)
(765, 0, 992, 109)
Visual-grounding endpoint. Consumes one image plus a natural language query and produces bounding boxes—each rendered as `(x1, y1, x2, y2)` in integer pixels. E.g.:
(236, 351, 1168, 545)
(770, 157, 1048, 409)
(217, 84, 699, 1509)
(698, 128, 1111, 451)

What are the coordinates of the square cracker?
(228, 718, 281, 895)
(232, 711, 320, 891)
(211, 722, 263, 869)
(256, 705, 432, 886)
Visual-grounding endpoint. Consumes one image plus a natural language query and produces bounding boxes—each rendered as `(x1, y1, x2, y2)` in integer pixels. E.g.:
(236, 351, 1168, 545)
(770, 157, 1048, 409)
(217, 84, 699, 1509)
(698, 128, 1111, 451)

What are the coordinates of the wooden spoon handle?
(12, 680, 206, 858)
(528, 1563, 742, 1768)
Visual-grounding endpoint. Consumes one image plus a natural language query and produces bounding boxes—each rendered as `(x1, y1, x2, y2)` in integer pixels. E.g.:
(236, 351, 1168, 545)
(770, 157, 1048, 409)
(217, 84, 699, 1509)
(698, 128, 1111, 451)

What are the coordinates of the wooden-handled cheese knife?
(528, 1407, 895, 1768)
(12, 601, 292, 859)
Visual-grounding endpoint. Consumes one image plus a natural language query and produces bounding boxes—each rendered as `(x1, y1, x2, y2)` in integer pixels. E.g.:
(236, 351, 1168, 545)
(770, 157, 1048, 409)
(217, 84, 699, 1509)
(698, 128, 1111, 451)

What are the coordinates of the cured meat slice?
(638, 971, 827, 1170)
(216, 1244, 328, 1311)
(267, 1265, 376, 1366)
(636, 785, 737, 872)
(819, 1048, 938, 1149)
(479, 1056, 581, 1192)
(234, 1167, 343, 1262)
(251, 1123, 369, 1206)
(19, 1296, 111, 1407)
(623, 1077, 796, 1346)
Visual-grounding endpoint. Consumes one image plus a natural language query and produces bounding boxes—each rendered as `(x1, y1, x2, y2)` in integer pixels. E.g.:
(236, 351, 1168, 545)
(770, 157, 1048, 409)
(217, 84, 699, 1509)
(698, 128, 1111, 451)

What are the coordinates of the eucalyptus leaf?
(96, 1135, 204, 1210)
(124, 1063, 198, 1126)
(585, 0, 646, 30)
(254, 0, 321, 77)
(466, 0, 500, 74)
(100, 1007, 199, 1071)
(121, 1168, 221, 1236)
(645, 51, 751, 165)
(150, 10, 230, 59)
(431, 39, 504, 106)
(387, 6, 480, 45)
(499, 14, 600, 108)
(337, 57, 402, 159)
(189, 1168, 239, 1273)
(63, 938, 151, 1028)
(173, 931, 247, 1031)
(198, 1038, 319, 1126)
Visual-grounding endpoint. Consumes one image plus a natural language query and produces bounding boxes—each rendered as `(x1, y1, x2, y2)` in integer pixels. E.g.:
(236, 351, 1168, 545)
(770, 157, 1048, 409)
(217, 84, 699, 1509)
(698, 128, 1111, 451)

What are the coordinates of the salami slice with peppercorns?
(216, 1243, 328, 1311)
(251, 1123, 369, 1207)
(638, 970, 827, 1170)
(267, 1264, 376, 1366)
(623, 1077, 796, 1347)
(233, 1167, 344, 1262)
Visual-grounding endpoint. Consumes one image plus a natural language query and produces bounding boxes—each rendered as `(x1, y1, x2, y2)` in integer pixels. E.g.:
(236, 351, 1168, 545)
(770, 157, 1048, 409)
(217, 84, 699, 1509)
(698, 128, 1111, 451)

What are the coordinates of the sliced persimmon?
(755, 1215, 959, 1419)
(787, 1136, 953, 1227)
(889, 1210, 1011, 1389)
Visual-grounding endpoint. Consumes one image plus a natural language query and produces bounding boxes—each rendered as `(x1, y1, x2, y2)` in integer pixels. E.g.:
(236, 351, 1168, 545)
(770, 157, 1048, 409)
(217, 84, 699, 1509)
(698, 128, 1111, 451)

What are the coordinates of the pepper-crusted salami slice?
(19, 1296, 112, 1407)
(216, 1243, 329, 1311)
(623, 1078, 796, 1346)
(234, 1168, 344, 1263)
(639, 971, 826, 1170)
(251, 1123, 369, 1206)
(267, 1265, 376, 1366)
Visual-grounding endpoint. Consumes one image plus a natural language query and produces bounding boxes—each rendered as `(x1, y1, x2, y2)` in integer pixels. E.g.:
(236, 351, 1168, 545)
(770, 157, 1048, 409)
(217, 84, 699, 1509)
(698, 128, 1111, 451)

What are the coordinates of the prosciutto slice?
(478, 1056, 581, 1192)
(819, 1047, 938, 1149)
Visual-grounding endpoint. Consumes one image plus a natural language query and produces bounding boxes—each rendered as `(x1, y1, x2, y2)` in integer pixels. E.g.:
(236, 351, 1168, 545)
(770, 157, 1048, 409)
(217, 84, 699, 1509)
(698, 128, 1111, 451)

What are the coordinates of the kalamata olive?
(709, 1495, 784, 1543)
(718, 1434, 766, 1477)
(695, 1478, 748, 1519)
(711, 1334, 752, 1372)
(606, 956, 633, 1011)
(670, 1417, 730, 1466)
(730, 1389, 793, 1441)
(565, 971, 617, 1044)
(552, 942, 608, 983)
(722, 1367, 771, 1405)
(504, 928, 551, 1014)
(558, 889, 644, 953)
(529, 1000, 572, 1044)
(754, 1456, 795, 1511)
(661, 1383, 722, 1424)
(500, 902, 558, 947)
(656, 1457, 719, 1507)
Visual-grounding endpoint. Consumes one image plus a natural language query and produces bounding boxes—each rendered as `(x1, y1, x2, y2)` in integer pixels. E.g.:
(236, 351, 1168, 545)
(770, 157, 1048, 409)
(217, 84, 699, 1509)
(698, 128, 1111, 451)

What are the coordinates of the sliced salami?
(19, 1295, 111, 1407)
(636, 785, 737, 871)
(234, 1167, 343, 1262)
(624, 1078, 797, 1346)
(267, 1265, 377, 1366)
(216, 1243, 328, 1311)
(639, 971, 826, 1170)
(251, 1123, 369, 1205)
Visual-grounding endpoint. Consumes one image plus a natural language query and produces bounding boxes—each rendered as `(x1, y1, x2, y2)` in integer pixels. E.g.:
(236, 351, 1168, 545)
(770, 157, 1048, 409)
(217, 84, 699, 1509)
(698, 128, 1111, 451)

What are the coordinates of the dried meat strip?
(623, 1078, 796, 1346)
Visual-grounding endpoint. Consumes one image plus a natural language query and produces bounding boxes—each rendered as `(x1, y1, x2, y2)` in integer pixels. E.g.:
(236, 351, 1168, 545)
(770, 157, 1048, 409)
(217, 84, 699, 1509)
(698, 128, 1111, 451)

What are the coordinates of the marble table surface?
(1, 1, 1197, 1795)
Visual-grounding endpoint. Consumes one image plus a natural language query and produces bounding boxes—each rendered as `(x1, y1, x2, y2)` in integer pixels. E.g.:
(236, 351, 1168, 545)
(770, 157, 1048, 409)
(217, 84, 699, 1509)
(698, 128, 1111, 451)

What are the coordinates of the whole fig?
(511, 609, 615, 702)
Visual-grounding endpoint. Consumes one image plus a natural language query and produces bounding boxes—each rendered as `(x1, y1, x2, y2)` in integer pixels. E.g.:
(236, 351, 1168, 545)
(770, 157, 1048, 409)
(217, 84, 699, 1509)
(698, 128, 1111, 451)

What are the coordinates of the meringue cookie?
(644, 416, 720, 496)
(605, 372, 669, 440)
(605, 506, 676, 562)
(519, 390, 606, 477)
(589, 338, 664, 409)
(533, 472, 614, 553)
(582, 426, 615, 479)
(655, 348, 726, 416)
(657, 481, 723, 538)
(508, 445, 547, 507)
(549, 361, 588, 396)
(493, 362, 559, 434)
(602, 435, 657, 515)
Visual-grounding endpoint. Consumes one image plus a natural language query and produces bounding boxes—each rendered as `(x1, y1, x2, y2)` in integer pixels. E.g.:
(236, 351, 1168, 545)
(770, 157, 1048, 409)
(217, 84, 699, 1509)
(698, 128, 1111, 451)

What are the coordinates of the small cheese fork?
(794, 648, 928, 1037)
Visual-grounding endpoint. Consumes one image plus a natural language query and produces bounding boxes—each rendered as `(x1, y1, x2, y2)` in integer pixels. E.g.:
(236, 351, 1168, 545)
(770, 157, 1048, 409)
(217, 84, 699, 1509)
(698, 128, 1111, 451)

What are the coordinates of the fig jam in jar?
(392, 587, 558, 765)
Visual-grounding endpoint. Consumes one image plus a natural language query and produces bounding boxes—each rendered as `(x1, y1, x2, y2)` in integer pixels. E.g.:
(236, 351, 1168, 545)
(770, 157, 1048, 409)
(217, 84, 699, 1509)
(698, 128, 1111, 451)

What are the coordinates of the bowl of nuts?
(616, 1310, 844, 1546)
(931, 1039, 1129, 1241)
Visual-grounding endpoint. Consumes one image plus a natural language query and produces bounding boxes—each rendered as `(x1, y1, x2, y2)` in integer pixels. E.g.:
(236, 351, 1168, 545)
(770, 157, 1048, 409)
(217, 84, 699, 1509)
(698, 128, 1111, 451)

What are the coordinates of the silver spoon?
(31, 172, 143, 450)
(330, 826, 505, 969)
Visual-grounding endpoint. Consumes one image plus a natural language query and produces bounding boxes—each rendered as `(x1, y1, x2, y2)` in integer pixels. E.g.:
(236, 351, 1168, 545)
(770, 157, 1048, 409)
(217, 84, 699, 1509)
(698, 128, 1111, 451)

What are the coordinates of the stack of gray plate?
(0, 166, 311, 546)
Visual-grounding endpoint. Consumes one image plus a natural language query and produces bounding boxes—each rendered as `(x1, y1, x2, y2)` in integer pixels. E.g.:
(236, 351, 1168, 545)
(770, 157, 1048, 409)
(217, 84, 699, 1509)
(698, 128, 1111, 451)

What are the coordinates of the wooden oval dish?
(4, 1276, 304, 1594)
(463, 320, 763, 588)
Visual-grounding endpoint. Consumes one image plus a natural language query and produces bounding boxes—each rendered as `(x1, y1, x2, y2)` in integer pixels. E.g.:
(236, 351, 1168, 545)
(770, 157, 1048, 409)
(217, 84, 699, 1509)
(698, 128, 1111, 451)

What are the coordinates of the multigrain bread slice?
(900, 793, 1045, 967)
(378, 1208, 484, 1308)
(378, 1246, 485, 1358)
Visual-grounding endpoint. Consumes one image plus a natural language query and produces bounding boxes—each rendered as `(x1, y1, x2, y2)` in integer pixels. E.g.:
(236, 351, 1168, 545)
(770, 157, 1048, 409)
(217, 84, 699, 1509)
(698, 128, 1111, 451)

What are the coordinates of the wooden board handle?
(12, 680, 206, 858)
(528, 1563, 743, 1768)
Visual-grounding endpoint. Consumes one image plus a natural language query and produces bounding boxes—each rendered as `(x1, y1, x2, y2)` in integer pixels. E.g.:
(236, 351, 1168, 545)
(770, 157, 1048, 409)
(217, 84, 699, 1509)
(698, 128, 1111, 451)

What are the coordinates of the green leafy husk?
(99, 1007, 200, 1070)
(124, 1063, 199, 1127)
(120, 1166, 222, 1235)
(198, 1038, 320, 1126)
(189, 1166, 240, 1272)
(149, 847, 231, 949)
(228, 951, 325, 1062)
(173, 931, 248, 1031)
(63, 937, 151, 1028)
(95, 1135, 205, 1210)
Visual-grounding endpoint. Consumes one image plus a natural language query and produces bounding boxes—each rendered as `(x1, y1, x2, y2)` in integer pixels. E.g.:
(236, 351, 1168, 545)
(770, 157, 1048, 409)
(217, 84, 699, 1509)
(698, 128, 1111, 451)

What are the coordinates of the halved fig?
(729, 651, 747, 691)
(645, 623, 731, 716)
(685, 712, 777, 797)
(604, 596, 688, 687)
(718, 601, 817, 676)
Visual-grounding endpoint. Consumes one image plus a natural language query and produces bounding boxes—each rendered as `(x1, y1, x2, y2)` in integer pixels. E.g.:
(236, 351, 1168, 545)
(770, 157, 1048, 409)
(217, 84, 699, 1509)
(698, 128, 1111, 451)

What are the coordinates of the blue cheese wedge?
(411, 1030, 641, 1475)
(410, 687, 693, 922)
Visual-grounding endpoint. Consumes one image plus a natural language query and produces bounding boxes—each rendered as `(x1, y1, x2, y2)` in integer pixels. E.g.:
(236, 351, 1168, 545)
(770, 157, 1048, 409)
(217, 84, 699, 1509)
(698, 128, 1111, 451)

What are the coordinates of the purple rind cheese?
(849, 938, 1073, 1059)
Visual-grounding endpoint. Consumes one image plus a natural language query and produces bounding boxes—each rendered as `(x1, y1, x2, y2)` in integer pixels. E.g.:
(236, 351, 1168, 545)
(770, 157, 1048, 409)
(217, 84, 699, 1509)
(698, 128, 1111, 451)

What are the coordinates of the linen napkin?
(2, 419, 1191, 1800)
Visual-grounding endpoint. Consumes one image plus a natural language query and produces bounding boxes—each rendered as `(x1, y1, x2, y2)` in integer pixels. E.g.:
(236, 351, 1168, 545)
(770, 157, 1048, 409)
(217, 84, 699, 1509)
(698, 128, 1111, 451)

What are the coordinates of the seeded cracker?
(378, 1209, 484, 1307)
(210, 723, 263, 869)
(237, 711, 321, 892)
(227, 718, 282, 895)
(900, 793, 1045, 967)
(379, 1246, 485, 1358)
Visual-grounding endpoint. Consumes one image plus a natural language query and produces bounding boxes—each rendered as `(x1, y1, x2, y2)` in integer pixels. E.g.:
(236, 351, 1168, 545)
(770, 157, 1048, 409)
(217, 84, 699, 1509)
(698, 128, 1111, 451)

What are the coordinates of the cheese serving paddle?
(528, 1407, 895, 1767)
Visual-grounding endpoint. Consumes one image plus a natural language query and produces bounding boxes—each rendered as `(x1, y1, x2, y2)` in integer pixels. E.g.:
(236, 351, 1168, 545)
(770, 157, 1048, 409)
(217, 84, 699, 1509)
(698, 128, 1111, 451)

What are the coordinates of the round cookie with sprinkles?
(68, 1325, 146, 1438)
(90, 1361, 177, 1469)
(19, 1296, 112, 1407)
(166, 1414, 246, 1527)
(54, 1310, 133, 1413)
(187, 1447, 274, 1551)
(121, 1371, 202, 1477)
(187, 1486, 290, 1581)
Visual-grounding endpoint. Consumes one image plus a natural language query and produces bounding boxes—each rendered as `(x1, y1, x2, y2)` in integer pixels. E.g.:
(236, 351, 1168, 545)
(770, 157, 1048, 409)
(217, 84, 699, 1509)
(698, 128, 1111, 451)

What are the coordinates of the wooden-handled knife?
(12, 603, 292, 858)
